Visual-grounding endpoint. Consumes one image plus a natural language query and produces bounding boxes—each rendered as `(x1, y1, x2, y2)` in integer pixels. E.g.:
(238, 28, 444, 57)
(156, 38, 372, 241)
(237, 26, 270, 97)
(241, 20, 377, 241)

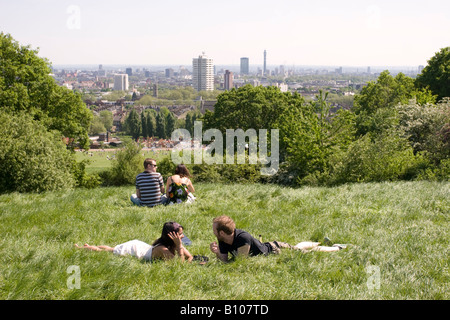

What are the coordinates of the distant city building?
(114, 74, 129, 91)
(165, 68, 174, 78)
(125, 68, 132, 76)
(279, 65, 285, 77)
(418, 65, 424, 74)
(193, 54, 214, 91)
(240, 57, 249, 75)
(263, 50, 267, 75)
(224, 70, 233, 90)
(367, 66, 371, 74)
(98, 64, 106, 77)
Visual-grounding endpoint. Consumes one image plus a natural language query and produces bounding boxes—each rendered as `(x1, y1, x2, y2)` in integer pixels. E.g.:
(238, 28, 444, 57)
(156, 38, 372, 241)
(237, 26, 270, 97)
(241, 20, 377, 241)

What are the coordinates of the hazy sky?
(1, 0, 449, 67)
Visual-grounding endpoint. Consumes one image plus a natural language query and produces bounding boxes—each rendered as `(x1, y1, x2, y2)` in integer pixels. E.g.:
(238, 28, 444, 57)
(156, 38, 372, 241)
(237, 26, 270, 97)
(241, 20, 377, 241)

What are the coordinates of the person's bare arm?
(165, 176, 172, 197)
(182, 246, 193, 262)
(210, 242, 229, 262)
(187, 179, 195, 193)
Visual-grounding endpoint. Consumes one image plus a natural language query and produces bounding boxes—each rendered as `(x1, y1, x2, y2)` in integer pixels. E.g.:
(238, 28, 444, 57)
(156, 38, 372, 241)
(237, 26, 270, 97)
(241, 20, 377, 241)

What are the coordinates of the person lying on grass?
(209, 215, 345, 263)
(75, 221, 193, 262)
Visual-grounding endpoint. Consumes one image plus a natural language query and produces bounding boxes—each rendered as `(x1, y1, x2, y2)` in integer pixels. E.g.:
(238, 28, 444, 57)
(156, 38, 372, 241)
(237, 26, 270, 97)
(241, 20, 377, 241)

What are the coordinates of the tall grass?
(0, 181, 448, 299)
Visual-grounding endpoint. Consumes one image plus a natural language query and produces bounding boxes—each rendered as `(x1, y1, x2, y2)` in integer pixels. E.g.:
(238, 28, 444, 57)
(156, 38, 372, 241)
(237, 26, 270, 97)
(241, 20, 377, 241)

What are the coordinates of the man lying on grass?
(75, 221, 193, 262)
(209, 215, 345, 263)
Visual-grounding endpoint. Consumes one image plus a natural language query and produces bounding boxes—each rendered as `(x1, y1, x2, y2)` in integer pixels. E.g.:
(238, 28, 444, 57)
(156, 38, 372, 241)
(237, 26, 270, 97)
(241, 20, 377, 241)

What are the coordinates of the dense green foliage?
(0, 111, 75, 193)
(124, 107, 178, 140)
(353, 70, 437, 136)
(416, 47, 450, 101)
(99, 142, 145, 186)
(0, 33, 92, 149)
(194, 73, 448, 187)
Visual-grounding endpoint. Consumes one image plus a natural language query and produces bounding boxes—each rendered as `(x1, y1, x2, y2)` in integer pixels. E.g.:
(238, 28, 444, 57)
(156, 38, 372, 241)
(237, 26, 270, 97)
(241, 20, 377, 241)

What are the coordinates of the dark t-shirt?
(218, 229, 273, 257)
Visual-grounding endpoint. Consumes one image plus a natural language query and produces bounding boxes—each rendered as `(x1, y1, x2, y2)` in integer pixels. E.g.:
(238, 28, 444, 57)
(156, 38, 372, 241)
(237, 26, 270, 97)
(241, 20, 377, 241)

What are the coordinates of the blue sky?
(0, 0, 449, 67)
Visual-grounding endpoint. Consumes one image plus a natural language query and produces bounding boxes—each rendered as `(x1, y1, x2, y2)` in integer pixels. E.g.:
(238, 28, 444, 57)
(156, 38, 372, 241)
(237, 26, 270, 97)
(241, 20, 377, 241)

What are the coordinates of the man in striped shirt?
(130, 158, 165, 207)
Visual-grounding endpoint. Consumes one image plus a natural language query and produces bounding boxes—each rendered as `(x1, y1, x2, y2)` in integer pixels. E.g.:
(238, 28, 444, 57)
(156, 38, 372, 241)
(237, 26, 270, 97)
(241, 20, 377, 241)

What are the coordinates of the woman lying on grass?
(75, 221, 193, 262)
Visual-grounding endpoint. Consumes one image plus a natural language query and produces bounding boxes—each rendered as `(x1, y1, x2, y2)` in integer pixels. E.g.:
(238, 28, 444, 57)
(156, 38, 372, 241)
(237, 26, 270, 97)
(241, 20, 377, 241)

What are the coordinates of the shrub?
(100, 142, 144, 186)
(397, 99, 450, 165)
(0, 111, 75, 193)
(416, 158, 450, 181)
(71, 160, 102, 189)
(327, 130, 428, 184)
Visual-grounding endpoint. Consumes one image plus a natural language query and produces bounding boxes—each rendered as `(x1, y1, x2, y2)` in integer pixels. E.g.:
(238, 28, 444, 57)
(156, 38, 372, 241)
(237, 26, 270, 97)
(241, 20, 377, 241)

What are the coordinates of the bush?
(0, 111, 75, 193)
(416, 158, 450, 181)
(154, 151, 266, 184)
(71, 160, 102, 189)
(326, 130, 428, 184)
(100, 142, 144, 186)
(397, 99, 450, 165)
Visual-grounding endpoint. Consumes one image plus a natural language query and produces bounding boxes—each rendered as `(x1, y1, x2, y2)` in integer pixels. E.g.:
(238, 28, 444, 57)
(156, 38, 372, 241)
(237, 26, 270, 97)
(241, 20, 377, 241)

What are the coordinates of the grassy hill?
(0, 181, 448, 300)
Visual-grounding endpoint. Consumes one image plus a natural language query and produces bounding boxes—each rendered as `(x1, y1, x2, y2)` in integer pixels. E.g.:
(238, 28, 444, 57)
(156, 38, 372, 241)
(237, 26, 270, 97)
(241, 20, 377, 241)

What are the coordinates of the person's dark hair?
(152, 221, 183, 252)
(175, 164, 191, 178)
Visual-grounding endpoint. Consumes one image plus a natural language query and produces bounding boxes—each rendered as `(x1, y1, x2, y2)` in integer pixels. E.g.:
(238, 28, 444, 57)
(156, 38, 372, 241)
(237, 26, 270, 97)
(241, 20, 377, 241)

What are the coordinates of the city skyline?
(1, 0, 449, 67)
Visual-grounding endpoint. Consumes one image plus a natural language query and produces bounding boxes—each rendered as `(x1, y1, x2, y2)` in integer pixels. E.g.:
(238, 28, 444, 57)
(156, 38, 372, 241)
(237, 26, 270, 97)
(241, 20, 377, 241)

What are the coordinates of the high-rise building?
(224, 70, 233, 90)
(192, 54, 214, 91)
(98, 64, 106, 77)
(418, 65, 424, 74)
(240, 57, 249, 75)
(125, 68, 132, 76)
(165, 68, 174, 78)
(114, 74, 129, 91)
(263, 50, 267, 75)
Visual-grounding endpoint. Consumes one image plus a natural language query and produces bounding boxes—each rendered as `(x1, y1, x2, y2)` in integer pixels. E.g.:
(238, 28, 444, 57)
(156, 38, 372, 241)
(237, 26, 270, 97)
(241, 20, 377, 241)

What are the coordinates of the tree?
(204, 84, 305, 132)
(353, 71, 436, 136)
(89, 115, 106, 135)
(165, 111, 176, 139)
(185, 109, 203, 135)
(416, 47, 450, 101)
(156, 112, 166, 139)
(99, 110, 113, 131)
(0, 33, 92, 149)
(141, 111, 148, 139)
(125, 109, 141, 141)
(146, 109, 156, 137)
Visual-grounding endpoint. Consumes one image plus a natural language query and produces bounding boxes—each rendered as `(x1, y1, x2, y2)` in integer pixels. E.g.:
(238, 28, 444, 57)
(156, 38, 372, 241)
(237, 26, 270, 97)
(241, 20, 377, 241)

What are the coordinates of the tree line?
(122, 107, 202, 141)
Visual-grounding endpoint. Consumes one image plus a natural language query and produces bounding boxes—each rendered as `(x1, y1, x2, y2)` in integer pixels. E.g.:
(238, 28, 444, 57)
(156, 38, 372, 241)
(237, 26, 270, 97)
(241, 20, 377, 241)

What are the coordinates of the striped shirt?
(135, 172, 164, 207)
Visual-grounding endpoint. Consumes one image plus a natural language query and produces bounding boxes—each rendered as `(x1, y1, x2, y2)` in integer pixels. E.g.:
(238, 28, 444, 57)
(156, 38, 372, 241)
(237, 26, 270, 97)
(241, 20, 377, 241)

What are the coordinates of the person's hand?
(168, 231, 182, 249)
(210, 242, 219, 254)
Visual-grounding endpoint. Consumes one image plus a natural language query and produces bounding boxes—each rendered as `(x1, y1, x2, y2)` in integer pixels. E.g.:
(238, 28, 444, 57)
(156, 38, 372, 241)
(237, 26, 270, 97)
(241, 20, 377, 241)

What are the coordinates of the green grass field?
(75, 149, 172, 174)
(0, 179, 448, 300)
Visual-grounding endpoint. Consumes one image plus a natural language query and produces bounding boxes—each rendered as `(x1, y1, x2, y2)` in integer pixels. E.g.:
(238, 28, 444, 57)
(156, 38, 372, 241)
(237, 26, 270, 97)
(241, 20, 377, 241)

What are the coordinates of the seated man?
(130, 158, 166, 207)
(209, 215, 343, 263)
